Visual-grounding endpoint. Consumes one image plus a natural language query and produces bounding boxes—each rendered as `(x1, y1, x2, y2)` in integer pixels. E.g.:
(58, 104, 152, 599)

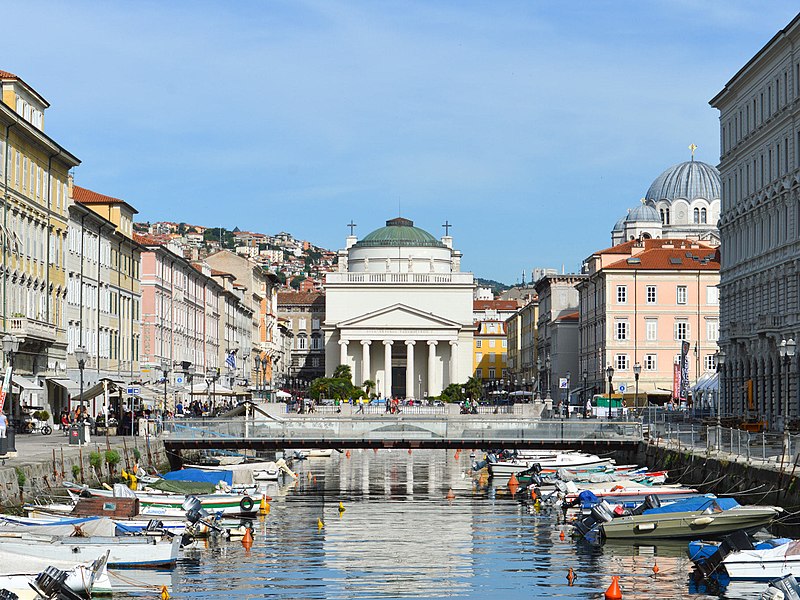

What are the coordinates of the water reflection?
(113, 450, 771, 599)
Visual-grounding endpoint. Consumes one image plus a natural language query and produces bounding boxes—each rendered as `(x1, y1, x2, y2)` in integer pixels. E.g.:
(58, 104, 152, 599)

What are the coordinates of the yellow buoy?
(338, 502, 346, 513)
(161, 585, 170, 599)
(318, 518, 324, 530)
(259, 494, 270, 516)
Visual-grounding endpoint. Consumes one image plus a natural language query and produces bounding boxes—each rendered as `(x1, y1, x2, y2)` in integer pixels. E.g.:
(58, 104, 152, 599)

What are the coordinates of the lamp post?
(780, 338, 796, 457)
(2, 334, 20, 446)
(536, 356, 542, 398)
(633, 362, 641, 416)
(582, 370, 588, 418)
(606, 364, 614, 419)
(74, 346, 88, 414)
(160, 359, 170, 418)
(715, 349, 726, 451)
(545, 354, 552, 398)
(261, 357, 269, 401)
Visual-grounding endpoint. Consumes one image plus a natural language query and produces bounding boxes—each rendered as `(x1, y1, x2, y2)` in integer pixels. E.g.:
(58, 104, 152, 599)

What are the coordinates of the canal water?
(112, 450, 768, 599)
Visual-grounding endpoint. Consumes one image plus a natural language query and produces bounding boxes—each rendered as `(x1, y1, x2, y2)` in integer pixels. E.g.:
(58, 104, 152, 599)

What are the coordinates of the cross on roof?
(347, 220, 357, 235)
(442, 220, 452, 236)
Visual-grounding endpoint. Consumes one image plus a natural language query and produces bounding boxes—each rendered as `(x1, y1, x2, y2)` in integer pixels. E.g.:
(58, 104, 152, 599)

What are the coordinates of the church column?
(361, 340, 371, 385)
(427, 340, 438, 397)
(383, 340, 393, 398)
(339, 339, 349, 367)
(449, 340, 459, 385)
(405, 341, 416, 400)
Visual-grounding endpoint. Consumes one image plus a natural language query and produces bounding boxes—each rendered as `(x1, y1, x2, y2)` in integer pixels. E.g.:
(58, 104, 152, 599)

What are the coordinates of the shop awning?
(12, 376, 40, 390)
(48, 378, 81, 396)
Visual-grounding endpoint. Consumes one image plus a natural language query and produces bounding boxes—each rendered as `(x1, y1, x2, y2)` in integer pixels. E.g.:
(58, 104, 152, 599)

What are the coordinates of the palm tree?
(363, 379, 376, 398)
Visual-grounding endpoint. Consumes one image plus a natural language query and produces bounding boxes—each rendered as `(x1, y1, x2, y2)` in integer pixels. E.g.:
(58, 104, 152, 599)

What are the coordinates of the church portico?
(324, 217, 474, 400)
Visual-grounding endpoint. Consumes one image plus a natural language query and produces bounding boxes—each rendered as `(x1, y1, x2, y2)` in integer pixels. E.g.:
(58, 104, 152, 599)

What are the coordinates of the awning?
(692, 373, 719, 394)
(12, 376, 40, 391)
(77, 382, 107, 402)
(48, 378, 81, 395)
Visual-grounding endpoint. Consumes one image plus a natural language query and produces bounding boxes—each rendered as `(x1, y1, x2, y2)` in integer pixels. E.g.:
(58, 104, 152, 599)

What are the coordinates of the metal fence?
(649, 422, 800, 465)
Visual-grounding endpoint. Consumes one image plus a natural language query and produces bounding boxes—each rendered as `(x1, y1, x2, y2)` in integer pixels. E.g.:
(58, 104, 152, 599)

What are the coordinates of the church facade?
(323, 218, 474, 399)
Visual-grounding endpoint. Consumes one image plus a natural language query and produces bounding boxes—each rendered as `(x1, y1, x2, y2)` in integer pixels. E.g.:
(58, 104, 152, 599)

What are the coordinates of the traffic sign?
(618, 384, 626, 392)
(559, 378, 569, 389)
(127, 386, 141, 396)
(175, 376, 184, 385)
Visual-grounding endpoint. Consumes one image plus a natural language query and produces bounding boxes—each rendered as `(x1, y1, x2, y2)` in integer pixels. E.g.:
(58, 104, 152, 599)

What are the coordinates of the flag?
(226, 350, 236, 370)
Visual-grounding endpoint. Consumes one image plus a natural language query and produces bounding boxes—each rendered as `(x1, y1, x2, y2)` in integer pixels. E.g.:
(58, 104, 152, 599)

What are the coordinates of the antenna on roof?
(689, 143, 698, 161)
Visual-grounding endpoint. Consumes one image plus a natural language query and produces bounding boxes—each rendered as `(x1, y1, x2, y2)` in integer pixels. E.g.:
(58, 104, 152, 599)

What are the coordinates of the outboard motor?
(181, 496, 203, 514)
(0, 590, 18, 600)
(698, 530, 755, 578)
(590, 501, 615, 524)
(631, 494, 662, 516)
(762, 575, 800, 600)
(30, 566, 82, 600)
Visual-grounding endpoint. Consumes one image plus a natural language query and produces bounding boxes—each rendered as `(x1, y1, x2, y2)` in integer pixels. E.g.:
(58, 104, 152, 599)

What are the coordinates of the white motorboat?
(488, 453, 613, 477)
(193, 458, 297, 481)
(0, 524, 181, 568)
(0, 552, 111, 598)
(723, 539, 800, 580)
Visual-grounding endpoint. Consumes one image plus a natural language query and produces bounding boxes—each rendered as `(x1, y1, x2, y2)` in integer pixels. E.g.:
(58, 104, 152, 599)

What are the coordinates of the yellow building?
(0, 70, 80, 421)
(472, 300, 520, 391)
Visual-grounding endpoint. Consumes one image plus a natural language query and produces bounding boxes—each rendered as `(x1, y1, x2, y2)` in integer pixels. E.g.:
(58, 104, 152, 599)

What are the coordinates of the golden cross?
(689, 143, 698, 159)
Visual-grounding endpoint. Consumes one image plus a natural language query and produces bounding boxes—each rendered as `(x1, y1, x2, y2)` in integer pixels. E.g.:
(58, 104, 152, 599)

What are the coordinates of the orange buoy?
(559, 530, 566, 541)
(566, 568, 576, 586)
(408, 448, 412, 454)
(652, 562, 659, 575)
(508, 473, 519, 486)
(373, 448, 378, 454)
(241, 527, 253, 549)
(345, 450, 351, 458)
(530, 488, 537, 500)
(446, 488, 455, 500)
(604, 575, 622, 600)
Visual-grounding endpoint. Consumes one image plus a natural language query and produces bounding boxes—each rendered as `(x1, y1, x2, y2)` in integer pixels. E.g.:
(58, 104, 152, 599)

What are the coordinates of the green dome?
(355, 217, 445, 248)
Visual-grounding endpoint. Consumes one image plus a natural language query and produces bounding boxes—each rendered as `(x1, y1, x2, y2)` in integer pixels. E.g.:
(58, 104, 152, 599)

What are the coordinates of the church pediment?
(336, 303, 462, 331)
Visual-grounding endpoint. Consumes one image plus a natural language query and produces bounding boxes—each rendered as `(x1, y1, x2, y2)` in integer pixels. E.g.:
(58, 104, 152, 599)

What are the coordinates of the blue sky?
(4, 1, 799, 283)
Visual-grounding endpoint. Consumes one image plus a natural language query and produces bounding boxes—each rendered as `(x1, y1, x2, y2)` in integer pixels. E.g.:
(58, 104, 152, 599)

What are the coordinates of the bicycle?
(24, 419, 53, 435)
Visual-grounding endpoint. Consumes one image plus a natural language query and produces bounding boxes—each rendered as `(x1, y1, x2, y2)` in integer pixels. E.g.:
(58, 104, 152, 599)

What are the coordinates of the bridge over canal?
(162, 415, 643, 465)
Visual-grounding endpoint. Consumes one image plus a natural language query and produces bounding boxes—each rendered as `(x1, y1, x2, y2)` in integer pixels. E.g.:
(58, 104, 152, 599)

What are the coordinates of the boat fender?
(636, 522, 657, 531)
(240, 496, 255, 512)
(691, 516, 714, 526)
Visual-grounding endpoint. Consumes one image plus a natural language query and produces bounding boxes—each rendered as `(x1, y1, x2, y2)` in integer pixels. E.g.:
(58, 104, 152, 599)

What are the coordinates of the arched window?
(311, 333, 322, 350)
(700, 208, 707, 223)
(660, 208, 670, 225)
(693, 208, 700, 224)
(297, 333, 308, 350)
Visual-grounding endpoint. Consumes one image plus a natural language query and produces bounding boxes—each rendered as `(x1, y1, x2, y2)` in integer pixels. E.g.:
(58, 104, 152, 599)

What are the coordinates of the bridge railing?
(164, 417, 642, 445)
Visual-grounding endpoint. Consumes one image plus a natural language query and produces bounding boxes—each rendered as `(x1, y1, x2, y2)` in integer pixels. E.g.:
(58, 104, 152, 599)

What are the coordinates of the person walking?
(356, 397, 364, 414)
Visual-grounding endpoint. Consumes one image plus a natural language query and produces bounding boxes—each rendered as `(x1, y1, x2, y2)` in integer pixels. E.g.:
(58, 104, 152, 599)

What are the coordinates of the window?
(646, 285, 657, 304)
(644, 354, 657, 370)
(700, 208, 707, 223)
(489, 353, 496, 363)
(311, 318, 320, 330)
(297, 334, 307, 350)
(502, 339, 507, 348)
(501, 352, 507, 363)
(693, 208, 700, 223)
(614, 320, 629, 341)
(488, 368, 496, 379)
(311, 334, 322, 350)
(674, 320, 690, 340)
(489, 339, 496, 348)
(298, 317, 307, 330)
(706, 286, 719, 305)
(476, 340, 482, 348)
(475, 368, 482, 379)
(616, 285, 627, 304)
(646, 319, 658, 341)
(706, 319, 719, 342)
(615, 354, 629, 370)
(704, 354, 717, 372)
(501, 369, 508, 378)
(676, 285, 688, 304)
(475, 352, 483, 363)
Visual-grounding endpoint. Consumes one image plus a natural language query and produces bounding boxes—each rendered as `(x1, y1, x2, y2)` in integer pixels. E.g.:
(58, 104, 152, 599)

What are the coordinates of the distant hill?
(475, 277, 509, 295)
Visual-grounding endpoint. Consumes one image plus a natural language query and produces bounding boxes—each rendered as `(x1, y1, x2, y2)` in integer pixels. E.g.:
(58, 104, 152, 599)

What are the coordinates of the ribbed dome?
(355, 217, 445, 248)
(625, 202, 661, 223)
(612, 216, 626, 232)
(645, 160, 721, 202)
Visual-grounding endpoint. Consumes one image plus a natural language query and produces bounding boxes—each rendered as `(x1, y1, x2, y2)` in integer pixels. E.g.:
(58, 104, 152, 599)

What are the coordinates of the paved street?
(1, 429, 155, 466)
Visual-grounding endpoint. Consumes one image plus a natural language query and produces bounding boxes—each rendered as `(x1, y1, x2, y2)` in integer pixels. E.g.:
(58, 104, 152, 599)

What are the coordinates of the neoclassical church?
(324, 218, 474, 399)
(611, 159, 721, 245)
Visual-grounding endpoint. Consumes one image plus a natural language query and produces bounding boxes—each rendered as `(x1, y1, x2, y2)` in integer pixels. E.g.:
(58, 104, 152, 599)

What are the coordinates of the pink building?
(578, 238, 720, 406)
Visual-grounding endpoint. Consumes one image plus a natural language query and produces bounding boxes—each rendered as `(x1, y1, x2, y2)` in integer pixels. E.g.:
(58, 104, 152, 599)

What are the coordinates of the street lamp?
(780, 338, 796, 456)
(536, 356, 542, 398)
(260, 357, 269, 401)
(633, 362, 641, 414)
(715, 349, 726, 451)
(74, 346, 89, 414)
(606, 364, 614, 417)
(545, 354, 552, 398)
(160, 359, 170, 418)
(2, 334, 20, 447)
(582, 370, 588, 418)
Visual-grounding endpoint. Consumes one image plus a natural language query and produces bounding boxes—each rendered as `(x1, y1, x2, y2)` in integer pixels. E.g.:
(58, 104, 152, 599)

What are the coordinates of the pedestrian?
(356, 398, 364, 414)
(0, 412, 7, 438)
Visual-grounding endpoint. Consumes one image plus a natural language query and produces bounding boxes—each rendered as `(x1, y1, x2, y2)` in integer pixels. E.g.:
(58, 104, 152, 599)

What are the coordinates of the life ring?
(610, 485, 624, 492)
(239, 496, 254, 512)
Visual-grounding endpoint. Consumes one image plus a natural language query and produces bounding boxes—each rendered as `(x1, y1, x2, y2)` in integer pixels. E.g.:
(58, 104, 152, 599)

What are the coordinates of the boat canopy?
(161, 468, 233, 486)
(644, 494, 739, 515)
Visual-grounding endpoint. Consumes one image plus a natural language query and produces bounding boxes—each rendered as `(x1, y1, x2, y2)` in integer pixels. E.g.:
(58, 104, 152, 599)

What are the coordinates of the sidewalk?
(0, 429, 157, 465)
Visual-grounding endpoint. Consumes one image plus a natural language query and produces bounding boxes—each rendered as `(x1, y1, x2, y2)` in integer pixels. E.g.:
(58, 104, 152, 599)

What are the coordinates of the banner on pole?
(679, 340, 690, 402)
(0, 366, 11, 413)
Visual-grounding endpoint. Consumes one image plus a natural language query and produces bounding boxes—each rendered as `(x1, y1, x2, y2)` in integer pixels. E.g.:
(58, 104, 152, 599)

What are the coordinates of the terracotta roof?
(0, 70, 18, 79)
(601, 239, 720, 271)
(473, 300, 518, 310)
(556, 311, 580, 322)
(211, 269, 234, 278)
(277, 291, 325, 306)
(73, 185, 138, 214)
(133, 232, 163, 246)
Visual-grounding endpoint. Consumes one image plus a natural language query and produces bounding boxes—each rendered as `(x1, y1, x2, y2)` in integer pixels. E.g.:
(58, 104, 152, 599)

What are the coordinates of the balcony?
(756, 314, 784, 334)
(9, 317, 58, 344)
(325, 272, 474, 285)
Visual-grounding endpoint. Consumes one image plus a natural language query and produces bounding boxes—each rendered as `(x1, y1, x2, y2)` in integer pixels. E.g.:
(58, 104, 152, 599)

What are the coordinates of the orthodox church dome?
(625, 202, 661, 223)
(612, 216, 626, 232)
(355, 217, 445, 248)
(645, 160, 721, 202)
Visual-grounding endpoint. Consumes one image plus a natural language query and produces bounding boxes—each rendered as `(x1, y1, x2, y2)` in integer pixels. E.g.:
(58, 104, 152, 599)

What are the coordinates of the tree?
(363, 379, 376, 398)
(333, 364, 352, 381)
(289, 276, 305, 290)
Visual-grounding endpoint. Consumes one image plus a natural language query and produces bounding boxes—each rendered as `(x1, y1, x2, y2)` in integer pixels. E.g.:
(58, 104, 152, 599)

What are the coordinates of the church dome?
(645, 160, 721, 202)
(612, 216, 626, 232)
(625, 202, 661, 223)
(355, 217, 445, 248)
